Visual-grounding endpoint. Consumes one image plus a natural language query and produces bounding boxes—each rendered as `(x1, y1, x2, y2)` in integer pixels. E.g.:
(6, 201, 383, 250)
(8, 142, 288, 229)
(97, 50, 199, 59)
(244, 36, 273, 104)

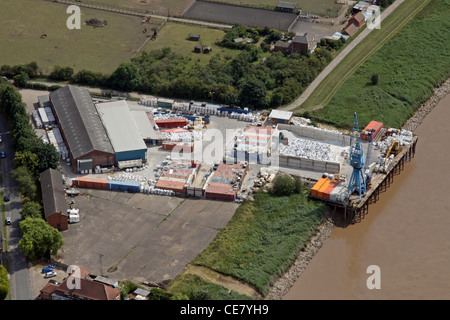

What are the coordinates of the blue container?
(108, 180, 141, 193)
(218, 107, 250, 115)
(181, 114, 210, 124)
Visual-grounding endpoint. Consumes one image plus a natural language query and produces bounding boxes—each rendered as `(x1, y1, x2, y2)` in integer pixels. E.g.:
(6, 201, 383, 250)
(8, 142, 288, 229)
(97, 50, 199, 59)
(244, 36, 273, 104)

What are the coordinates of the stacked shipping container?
(310, 177, 341, 200)
(205, 163, 248, 201)
(155, 118, 187, 128)
(72, 177, 140, 192)
(361, 121, 383, 141)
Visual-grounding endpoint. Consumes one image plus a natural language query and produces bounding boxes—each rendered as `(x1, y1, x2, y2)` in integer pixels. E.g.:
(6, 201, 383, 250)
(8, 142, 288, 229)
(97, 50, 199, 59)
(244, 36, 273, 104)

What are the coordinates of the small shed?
(268, 110, 293, 124)
(194, 45, 203, 53)
(134, 288, 151, 297)
(189, 34, 200, 41)
(276, 1, 296, 13)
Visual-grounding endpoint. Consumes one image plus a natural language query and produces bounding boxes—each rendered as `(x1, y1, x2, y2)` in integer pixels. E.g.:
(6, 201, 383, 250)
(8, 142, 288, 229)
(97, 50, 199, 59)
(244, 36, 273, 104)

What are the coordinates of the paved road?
(0, 114, 32, 300)
(280, 0, 404, 111)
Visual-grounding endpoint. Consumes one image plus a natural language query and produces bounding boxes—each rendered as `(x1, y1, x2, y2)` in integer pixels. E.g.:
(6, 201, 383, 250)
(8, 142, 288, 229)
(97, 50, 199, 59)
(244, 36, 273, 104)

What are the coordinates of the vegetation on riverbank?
(191, 182, 328, 296)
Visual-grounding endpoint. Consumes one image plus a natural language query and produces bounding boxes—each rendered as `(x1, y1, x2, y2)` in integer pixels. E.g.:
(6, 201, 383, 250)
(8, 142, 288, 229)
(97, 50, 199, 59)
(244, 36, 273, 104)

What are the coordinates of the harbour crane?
(349, 112, 360, 159)
(347, 112, 367, 201)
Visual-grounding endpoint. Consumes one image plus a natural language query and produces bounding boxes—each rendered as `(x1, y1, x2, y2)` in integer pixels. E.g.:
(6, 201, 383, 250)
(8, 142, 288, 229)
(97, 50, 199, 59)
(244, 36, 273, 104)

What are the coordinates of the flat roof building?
(268, 110, 293, 124)
(49, 85, 115, 172)
(95, 100, 147, 166)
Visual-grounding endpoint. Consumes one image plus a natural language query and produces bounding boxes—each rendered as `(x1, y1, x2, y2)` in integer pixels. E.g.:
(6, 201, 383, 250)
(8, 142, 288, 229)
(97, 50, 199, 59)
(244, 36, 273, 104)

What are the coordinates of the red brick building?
(40, 168, 68, 231)
(343, 12, 366, 37)
(40, 266, 120, 300)
(49, 85, 115, 173)
(273, 33, 317, 55)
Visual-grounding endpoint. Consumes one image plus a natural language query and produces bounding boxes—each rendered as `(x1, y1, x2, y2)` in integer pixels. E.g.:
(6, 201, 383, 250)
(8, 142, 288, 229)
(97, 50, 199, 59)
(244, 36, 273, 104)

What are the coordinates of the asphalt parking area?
(58, 189, 238, 284)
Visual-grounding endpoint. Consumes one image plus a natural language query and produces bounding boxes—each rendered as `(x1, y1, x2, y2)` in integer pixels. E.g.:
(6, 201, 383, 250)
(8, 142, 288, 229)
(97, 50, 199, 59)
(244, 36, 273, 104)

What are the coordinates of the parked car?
(0, 151, 5, 158)
(0, 134, 2, 143)
(5, 217, 11, 225)
(41, 265, 55, 273)
(44, 271, 57, 278)
(3, 194, 10, 202)
(48, 279, 61, 285)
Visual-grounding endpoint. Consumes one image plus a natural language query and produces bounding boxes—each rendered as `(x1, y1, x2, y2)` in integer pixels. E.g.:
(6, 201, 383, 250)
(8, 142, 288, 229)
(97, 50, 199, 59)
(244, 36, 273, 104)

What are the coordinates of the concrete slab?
(59, 191, 237, 284)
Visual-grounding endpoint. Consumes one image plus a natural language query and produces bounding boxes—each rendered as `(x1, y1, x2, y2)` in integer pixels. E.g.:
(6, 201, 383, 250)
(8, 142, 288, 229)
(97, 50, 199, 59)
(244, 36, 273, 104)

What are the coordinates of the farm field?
(202, 0, 342, 17)
(141, 22, 240, 66)
(302, 0, 450, 129)
(72, 0, 194, 16)
(0, 0, 158, 75)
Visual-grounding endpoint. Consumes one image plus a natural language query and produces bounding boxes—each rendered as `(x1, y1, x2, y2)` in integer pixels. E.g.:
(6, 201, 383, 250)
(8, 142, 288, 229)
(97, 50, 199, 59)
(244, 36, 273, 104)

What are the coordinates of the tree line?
(0, 25, 342, 110)
(0, 81, 63, 261)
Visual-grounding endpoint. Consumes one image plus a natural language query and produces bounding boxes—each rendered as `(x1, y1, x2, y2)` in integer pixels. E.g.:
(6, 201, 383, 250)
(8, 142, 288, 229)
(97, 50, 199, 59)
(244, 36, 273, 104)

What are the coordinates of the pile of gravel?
(85, 18, 108, 28)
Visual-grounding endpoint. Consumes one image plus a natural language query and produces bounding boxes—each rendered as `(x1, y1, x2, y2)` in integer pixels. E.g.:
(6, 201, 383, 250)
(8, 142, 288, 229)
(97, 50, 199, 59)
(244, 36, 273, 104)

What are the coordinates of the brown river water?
(284, 94, 450, 300)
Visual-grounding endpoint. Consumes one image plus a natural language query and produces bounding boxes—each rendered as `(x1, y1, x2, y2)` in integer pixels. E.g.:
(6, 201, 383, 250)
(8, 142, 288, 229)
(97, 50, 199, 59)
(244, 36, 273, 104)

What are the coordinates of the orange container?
(317, 179, 331, 199)
(311, 178, 328, 197)
(73, 177, 108, 189)
(323, 181, 339, 200)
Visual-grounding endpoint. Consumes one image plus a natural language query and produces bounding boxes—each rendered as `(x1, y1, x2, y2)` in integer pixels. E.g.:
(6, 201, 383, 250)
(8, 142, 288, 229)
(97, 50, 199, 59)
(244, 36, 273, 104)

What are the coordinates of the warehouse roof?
(40, 168, 67, 219)
(49, 85, 114, 159)
(130, 110, 163, 141)
(95, 100, 147, 153)
(269, 109, 293, 121)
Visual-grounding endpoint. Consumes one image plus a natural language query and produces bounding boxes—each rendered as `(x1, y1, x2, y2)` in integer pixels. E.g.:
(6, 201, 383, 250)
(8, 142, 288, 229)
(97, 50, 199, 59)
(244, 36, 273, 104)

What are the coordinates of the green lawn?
(142, 22, 240, 66)
(0, 0, 154, 74)
(192, 189, 328, 295)
(302, 0, 450, 129)
(298, 0, 435, 114)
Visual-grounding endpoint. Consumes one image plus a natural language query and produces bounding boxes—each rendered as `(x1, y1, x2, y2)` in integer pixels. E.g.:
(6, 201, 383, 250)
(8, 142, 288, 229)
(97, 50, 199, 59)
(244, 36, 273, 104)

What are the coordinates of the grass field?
(300, 0, 449, 129)
(142, 22, 240, 66)
(191, 190, 328, 295)
(208, 0, 342, 17)
(0, 0, 158, 74)
(78, 0, 193, 16)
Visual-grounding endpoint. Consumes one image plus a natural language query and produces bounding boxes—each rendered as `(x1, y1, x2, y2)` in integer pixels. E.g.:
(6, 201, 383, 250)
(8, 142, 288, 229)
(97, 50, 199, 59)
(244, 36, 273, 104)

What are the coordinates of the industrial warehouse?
(34, 85, 417, 222)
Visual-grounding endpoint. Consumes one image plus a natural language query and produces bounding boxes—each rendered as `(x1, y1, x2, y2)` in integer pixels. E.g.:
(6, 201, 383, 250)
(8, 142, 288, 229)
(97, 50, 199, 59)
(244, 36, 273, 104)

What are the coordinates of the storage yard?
(24, 85, 419, 284)
(32, 86, 417, 215)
